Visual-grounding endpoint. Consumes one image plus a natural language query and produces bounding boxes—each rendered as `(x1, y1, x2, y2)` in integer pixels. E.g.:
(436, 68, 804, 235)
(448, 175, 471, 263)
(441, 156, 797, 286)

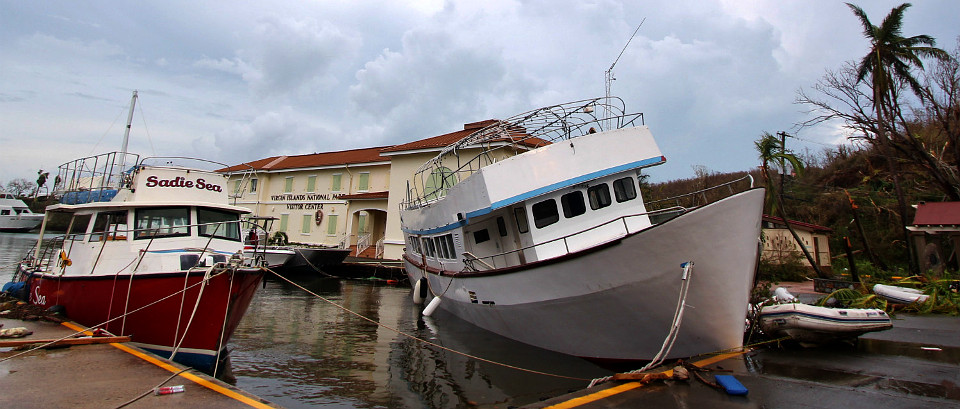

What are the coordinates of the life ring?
(315, 209, 323, 226)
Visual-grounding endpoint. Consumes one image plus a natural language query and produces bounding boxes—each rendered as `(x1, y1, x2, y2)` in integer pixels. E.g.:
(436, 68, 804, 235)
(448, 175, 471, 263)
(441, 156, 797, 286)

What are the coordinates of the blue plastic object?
(714, 375, 748, 395)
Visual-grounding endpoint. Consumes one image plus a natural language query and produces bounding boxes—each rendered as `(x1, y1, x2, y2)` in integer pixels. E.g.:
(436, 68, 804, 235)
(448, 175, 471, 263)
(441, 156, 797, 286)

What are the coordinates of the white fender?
(412, 277, 427, 305)
(423, 296, 442, 317)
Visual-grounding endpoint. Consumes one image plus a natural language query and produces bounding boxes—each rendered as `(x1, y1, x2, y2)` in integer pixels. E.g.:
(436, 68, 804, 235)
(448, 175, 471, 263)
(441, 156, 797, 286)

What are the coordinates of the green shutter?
(326, 214, 338, 235)
(301, 214, 311, 234)
(306, 175, 316, 192)
(332, 174, 342, 192)
(358, 213, 367, 234)
(279, 214, 289, 232)
(284, 177, 293, 193)
(359, 173, 369, 191)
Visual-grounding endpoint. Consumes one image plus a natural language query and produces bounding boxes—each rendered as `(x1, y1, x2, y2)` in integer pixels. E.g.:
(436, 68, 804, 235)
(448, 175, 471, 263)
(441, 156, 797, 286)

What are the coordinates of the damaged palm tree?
(755, 131, 826, 278)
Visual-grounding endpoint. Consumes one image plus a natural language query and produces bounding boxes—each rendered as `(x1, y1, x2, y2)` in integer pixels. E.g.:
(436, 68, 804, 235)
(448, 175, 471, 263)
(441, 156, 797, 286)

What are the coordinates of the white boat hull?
(759, 303, 892, 345)
(873, 284, 929, 304)
(405, 188, 764, 360)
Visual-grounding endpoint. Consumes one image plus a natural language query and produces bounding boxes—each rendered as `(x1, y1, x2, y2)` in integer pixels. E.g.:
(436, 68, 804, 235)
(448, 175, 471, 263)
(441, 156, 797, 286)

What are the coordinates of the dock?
(0, 316, 280, 409)
(527, 281, 960, 408)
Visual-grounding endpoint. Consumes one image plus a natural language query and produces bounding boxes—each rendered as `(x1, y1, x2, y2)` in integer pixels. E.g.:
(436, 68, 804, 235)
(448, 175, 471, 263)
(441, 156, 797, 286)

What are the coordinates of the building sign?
(269, 193, 346, 210)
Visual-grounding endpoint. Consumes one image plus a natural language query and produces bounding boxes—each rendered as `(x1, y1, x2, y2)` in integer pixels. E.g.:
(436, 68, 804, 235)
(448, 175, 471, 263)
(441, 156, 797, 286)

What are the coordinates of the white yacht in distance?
(0, 191, 44, 232)
(400, 97, 765, 361)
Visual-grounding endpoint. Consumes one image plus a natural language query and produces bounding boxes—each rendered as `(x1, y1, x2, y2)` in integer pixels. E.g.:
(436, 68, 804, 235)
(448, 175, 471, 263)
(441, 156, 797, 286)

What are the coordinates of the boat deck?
(0, 317, 280, 409)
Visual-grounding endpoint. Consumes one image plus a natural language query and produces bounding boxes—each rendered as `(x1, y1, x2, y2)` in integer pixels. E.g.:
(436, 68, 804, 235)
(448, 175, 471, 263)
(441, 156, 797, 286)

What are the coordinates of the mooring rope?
(262, 266, 594, 381)
(587, 261, 695, 388)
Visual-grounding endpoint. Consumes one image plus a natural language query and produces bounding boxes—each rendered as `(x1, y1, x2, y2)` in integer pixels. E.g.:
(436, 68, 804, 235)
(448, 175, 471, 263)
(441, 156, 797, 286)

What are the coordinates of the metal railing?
(644, 175, 754, 211)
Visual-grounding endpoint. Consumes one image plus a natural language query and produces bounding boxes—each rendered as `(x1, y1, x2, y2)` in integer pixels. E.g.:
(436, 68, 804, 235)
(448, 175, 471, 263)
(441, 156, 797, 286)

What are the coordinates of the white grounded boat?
(399, 97, 766, 361)
(0, 191, 44, 232)
(759, 289, 892, 345)
(873, 283, 930, 305)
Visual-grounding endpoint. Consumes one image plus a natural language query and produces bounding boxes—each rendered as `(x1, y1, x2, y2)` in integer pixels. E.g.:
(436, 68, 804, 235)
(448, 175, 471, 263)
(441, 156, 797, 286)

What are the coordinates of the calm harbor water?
(1, 233, 612, 409)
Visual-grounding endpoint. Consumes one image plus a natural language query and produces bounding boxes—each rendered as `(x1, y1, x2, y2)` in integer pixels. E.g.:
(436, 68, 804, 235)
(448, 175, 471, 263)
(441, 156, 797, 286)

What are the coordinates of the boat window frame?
(588, 183, 612, 210)
(532, 199, 559, 229)
(473, 229, 490, 244)
(134, 206, 191, 240)
(613, 177, 637, 202)
(89, 210, 129, 242)
(514, 207, 529, 234)
(561, 190, 586, 218)
(197, 207, 242, 242)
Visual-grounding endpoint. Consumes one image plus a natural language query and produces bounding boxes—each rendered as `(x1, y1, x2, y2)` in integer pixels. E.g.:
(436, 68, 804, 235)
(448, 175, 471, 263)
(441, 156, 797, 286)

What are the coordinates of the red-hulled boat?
(11, 148, 264, 375)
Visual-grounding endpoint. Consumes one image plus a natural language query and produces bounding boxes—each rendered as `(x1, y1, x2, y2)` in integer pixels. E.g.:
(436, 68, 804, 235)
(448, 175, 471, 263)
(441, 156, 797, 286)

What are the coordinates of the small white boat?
(759, 289, 892, 345)
(0, 191, 44, 232)
(873, 283, 930, 305)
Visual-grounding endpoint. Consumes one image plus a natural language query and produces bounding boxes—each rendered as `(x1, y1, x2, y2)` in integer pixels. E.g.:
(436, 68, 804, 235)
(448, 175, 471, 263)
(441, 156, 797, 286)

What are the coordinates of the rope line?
(263, 267, 594, 381)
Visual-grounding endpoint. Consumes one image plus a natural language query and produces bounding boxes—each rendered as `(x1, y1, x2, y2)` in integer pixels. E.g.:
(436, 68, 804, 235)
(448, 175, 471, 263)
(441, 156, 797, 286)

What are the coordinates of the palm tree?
(755, 132, 826, 278)
(846, 2, 950, 274)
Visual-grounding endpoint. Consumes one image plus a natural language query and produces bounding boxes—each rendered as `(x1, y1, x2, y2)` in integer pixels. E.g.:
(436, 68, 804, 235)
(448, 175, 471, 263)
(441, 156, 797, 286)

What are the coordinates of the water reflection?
(229, 274, 612, 409)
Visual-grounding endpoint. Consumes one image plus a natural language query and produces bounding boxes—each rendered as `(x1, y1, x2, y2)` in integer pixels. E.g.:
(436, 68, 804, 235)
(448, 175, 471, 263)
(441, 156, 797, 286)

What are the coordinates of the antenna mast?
(605, 19, 644, 128)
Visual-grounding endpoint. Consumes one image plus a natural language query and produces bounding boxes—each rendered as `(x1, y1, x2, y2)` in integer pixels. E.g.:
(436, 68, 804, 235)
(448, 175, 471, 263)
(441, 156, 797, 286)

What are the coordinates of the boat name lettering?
(270, 194, 343, 201)
(145, 176, 223, 192)
(31, 286, 47, 306)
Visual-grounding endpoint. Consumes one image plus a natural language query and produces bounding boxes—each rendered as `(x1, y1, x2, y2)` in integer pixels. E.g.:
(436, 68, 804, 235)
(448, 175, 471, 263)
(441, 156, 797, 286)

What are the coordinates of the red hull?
(23, 268, 262, 371)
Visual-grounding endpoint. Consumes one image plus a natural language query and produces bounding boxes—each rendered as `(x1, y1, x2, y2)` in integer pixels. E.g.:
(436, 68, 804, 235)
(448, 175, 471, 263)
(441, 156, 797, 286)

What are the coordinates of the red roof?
(219, 146, 388, 172)
(762, 215, 832, 233)
(381, 119, 549, 154)
(912, 202, 960, 226)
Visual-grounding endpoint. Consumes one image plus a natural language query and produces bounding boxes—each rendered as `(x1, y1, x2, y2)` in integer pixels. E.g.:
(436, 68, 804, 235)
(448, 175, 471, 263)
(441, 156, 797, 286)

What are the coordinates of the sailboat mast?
(118, 90, 138, 180)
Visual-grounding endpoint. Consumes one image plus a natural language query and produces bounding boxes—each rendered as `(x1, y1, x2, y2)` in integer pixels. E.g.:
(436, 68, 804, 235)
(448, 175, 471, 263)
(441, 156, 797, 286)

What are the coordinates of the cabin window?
(496, 217, 507, 237)
(443, 234, 456, 259)
(473, 229, 490, 244)
(135, 207, 190, 239)
(514, 207, 529, 233)
(588, 184, 612, 210)
(435, 236, 449, 259)
(422, 237, 436, 257)
(198, 208, 241, 241)
(0, 210, 9, 216)
(90, 211, 128, 242)
(613, 177, 637, 202)
(408, 236, 421, 254)
(306, 175, 317, 193)
(68, 214, 93, 241)
(532, 199, 559, 229)
(561, 191, 586, 218)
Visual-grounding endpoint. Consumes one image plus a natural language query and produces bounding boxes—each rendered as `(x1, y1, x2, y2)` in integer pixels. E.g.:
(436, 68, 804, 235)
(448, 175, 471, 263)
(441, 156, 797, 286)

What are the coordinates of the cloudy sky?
(2, 1, 958, 187)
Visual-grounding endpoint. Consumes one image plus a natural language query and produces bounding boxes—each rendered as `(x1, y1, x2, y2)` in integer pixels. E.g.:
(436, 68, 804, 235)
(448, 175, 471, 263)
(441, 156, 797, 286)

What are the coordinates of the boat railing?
(55, 152, 141, 204)
(643, 175, 754, 211)
(460, 205, 687, 271)
(401, 97, 644, 210)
